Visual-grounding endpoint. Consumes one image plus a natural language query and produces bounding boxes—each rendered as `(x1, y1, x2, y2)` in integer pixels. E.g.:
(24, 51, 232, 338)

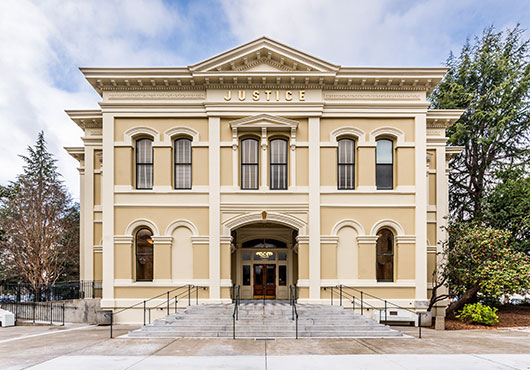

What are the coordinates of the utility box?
(0, 309, 15, 327)
(375, 308, 418, 326)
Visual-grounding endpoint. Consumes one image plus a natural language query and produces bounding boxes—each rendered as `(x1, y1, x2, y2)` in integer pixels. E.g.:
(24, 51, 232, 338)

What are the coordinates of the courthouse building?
(66, 37, 463, 322)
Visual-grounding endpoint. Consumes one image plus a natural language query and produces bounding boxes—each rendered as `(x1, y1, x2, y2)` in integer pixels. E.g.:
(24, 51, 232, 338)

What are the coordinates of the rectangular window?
(136, 139, 153, 189)
(270, 139, 287, 190)
(241, 139, 259, 189)
(278, 265, 287, 286)
(376, 139, 393, 190)
(337, 139, 355, 189)
(175, 138, 192, 189)
(242, 265, 251, 286)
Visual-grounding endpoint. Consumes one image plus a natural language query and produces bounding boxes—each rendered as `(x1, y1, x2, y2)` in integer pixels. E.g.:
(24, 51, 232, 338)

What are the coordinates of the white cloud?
(220, 0, 478, 67)
(0, 0, 186, 200)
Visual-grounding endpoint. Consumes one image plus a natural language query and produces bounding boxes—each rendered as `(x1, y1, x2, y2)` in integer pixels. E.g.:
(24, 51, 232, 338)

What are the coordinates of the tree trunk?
(446, 286, 480, 315)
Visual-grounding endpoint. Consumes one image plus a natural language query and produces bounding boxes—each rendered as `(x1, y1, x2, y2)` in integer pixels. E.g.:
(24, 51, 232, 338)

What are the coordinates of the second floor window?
(174, 138, 192, 189)
(337, 138, 355, 189)
(270, 139, 287, 190)
(136, 138, 153, 189)
(241, 138, 259, 189)
(376, 139, 393, 190)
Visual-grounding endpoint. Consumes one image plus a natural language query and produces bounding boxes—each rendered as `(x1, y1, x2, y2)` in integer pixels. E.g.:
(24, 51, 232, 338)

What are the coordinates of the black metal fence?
(0, 280, 102, 302)
(0, 301, 65, 325)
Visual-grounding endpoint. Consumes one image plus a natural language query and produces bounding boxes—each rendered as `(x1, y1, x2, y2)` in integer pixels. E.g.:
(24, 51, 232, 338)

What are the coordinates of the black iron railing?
(232, 285, 240, 339)
(109, 284, 203, 338)
(289, 285, 298, 339)
(0, 301, 65, 326)
(329, 284, 427, 338)
(0, 280, 102, 302)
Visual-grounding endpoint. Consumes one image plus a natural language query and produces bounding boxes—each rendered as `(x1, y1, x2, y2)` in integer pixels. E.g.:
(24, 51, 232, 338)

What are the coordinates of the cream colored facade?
(66, 37, 463, 322)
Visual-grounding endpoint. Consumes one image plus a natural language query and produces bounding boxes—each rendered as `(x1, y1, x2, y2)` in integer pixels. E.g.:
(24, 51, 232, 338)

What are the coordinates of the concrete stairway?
(128, 301, 403, 338)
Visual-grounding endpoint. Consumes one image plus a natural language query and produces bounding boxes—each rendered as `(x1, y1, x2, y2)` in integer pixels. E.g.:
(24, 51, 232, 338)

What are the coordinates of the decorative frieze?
(105, 91, 206, 100)
(323, 91, 423, 101)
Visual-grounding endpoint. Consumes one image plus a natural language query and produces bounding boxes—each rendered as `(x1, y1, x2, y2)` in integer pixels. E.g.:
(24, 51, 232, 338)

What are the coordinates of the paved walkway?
(0, 324, 529, 369)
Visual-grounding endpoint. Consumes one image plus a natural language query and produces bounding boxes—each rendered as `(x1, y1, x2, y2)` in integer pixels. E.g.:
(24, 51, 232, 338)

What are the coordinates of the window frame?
(269, 138, 288, 190)
(135, 228, 154, 282)
(376, 138, 394, 190)
(337, 138, 355, 190)
(135, 138, 154, 190)
(240, 138, 260, 190)
(376, 228, 394, 282)
(174, 137, 192, 190)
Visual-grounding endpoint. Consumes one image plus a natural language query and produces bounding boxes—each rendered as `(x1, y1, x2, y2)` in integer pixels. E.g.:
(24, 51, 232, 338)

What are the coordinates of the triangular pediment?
(190, 37, 339, 74)
(230, 114, 299, 129)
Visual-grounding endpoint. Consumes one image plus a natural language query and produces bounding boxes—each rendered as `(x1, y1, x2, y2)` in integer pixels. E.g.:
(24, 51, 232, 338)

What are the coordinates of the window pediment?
(229, 114, 298, 130)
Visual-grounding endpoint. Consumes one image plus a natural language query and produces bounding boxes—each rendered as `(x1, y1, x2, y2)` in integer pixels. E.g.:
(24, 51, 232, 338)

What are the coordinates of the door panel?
(253, 264, 276, 299)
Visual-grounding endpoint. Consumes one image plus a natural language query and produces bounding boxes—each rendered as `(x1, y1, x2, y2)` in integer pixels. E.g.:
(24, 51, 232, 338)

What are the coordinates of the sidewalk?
(0, 325, 529, 369)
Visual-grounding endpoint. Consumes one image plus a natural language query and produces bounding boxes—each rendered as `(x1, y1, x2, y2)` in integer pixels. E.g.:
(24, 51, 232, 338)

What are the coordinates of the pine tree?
(0, 132, 79, 299)
(431, 25, 530, 221)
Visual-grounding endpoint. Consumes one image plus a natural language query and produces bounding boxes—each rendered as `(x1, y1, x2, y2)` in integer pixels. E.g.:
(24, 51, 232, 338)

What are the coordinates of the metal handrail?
(108, 284, 194, 338)
(289, 285, 298, 339)
(146, 286, 202, 323)
(332, 284, 426, 338)
(232, 285, 240, 339)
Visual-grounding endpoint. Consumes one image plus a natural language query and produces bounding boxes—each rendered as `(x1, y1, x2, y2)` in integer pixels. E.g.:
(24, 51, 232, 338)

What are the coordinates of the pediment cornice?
(189, 37, 340, 73)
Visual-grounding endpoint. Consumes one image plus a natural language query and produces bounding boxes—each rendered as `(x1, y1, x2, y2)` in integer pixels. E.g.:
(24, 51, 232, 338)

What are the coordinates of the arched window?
(136, 138, 153, 189)
(270, 139, 288, 190)
(241, 138, 259, 190)
(376, 228, 394, 281)
(174, 138, 192, 189)
(136, 228, 153, 281)
(376, 139, 393, 190)
(337, 138, 355, 189)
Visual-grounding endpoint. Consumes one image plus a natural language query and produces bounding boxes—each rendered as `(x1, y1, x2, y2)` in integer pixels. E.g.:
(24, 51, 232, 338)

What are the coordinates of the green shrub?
(456, 303, 499, 326)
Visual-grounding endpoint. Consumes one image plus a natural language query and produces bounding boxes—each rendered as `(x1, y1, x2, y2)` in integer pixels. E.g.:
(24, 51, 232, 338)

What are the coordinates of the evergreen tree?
(431, 26, 530, 221)
(0, 132, 79, 298)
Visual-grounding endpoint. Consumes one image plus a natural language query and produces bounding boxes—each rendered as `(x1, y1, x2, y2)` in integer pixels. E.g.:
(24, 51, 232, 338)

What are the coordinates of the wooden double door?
(253, 264, 276, 299)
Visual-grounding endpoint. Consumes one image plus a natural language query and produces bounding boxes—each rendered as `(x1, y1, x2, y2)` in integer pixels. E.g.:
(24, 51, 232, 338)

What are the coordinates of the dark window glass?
(136, 228, 153, 281)
(254, 265, 263, 285)
(242, 251, 251, 261)
(278, 251, 287, 261)
(266, 265, 275, 284)
(376, 228, 394, 281)
(279, 265, 287, 286)
(270, 139, 288, 190)
(337, 138, 355, 189)
(241, 239, 287, 249)
(241, 139, 259, 189)
(174, 138, 192, 189)
(243, 265, 251, 286)
(136, 139, 153, 189)
(376, 139, 393, 190)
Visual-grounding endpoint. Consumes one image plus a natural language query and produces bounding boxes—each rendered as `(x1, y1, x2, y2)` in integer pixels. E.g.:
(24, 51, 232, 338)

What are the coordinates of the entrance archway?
(230, 222, 298, 300)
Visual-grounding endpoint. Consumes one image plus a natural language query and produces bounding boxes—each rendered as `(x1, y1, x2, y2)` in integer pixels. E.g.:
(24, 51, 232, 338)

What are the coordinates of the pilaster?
(414, 114, 428, 301)
(101, 112, 115, 306)
(308, 116, 320, 300)
(208, 116, 221, 300)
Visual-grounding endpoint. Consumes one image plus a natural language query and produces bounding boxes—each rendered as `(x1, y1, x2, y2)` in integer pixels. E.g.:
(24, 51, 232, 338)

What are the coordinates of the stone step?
(128, 303, 404, 338)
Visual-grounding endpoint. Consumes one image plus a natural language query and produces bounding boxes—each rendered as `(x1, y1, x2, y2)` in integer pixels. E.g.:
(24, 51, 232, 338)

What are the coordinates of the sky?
(1, 0, 529, 200)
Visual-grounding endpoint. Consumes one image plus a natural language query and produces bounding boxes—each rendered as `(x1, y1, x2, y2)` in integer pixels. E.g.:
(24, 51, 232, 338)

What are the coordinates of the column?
(308, 116, 321, 301)
(414, 114, 428, 302)
(83, 146, 94, 281)
(208, 116, 221, 301)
